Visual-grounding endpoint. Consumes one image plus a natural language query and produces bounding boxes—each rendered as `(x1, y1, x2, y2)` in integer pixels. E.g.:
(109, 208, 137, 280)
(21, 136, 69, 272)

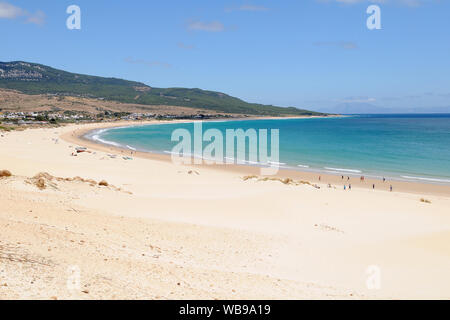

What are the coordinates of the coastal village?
(0, 110, 235, 129)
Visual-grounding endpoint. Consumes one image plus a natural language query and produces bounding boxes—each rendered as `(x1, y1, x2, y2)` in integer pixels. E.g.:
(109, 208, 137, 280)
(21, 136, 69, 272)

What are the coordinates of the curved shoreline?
(84, 118, 450, 187)
(61, 120, 450, 197)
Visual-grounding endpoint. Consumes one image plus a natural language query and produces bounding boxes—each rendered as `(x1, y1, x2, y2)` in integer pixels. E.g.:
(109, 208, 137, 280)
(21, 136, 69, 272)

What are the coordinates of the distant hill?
(315, 102, 388, 114)
(0, 61, 323, 117)
(315, 102, 450, 114)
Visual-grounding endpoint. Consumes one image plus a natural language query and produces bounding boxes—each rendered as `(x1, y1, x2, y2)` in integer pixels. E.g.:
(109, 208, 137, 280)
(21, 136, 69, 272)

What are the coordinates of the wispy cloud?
(313, 41, 359, 50)
(340, 96, 376, 103)
(0, 1, 45, 25)
(239, 4, 270, 11)
(25, 10, 45, 25)
(225, 4, 270, 12)
(316, 0, 386, 4)
(380, 92, 450, 101)
(187, 20, 225, 32)
(0, 1, 22, 18)
(317, 0, 430, 7)
(404, 94, 421, 99)
(124, 57, 171, 69)
(422, 92, 450, 98)
(398, 0, 423, 7)
(177, 42, 195, 50)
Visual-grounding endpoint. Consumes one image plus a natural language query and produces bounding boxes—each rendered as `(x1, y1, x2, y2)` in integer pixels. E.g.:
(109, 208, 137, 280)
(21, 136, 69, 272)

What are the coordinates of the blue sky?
(1, 0, 449, 110)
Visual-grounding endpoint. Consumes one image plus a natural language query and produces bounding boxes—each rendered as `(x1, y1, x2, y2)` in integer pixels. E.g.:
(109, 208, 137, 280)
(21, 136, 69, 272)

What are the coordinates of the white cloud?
(0, 2, 23, 18)
(313, 41, 359, 49)
(318, 0, 428, 6)
(341, 96, 376, 103)
(239, 4, 269, 11)
(177, 42, 195, 50)
(124, 57, 172, 69)
(26, 10, 45, 25)
(187, 21, 225, 32)
(0, 1, 45, 25)
(226, 4, 270, 12)
(398, 0, 422, 7)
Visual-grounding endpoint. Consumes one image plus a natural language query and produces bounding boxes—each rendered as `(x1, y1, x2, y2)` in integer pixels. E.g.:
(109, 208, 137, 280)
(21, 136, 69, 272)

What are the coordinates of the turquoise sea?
(86, 114, 450, 184)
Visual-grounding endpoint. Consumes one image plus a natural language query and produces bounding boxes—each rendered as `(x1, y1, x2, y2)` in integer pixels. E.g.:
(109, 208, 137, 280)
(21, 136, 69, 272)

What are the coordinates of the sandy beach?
(1, 120, 450, 299)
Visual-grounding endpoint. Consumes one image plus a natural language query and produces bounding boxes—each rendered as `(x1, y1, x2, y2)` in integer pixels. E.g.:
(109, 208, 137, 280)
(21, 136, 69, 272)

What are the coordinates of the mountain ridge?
(0, 61, 323, 117)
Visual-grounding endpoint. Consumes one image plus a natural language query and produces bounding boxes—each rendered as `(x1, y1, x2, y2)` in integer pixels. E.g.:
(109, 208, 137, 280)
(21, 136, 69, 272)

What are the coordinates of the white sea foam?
(90, 133, 123, 148)
(324, 167, 362, 174)
(401, 176, 450, 183)
(164, 150, 194, 157)
(297, 164, 310, 168)
(126, 145, 137, 151)
(325, 170, 346, 175)
(244, 160, 260, 165)
(268, 161, 286, 166)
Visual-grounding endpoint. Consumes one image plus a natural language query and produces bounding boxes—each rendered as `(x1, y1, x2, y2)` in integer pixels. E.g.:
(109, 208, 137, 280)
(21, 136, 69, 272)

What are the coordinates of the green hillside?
(0, 61, 323, 116)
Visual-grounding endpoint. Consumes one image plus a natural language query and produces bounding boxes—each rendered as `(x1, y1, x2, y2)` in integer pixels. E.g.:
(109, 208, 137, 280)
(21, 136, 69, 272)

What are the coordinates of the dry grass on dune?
(22, 172, 128, 193)
(242, 175, 316, 187)
(98, 180, 109, 187)
(0, 169, 12, 178)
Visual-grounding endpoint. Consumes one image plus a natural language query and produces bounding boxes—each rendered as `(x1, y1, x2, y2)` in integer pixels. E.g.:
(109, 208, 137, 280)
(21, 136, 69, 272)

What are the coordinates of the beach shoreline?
(64, 120, 450, 197)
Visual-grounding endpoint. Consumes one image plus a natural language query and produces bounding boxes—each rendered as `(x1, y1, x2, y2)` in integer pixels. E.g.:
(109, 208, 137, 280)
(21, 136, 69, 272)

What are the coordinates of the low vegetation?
(98, 180, 109, 187)
(0, 61, 325, 117)
(0, 170, 12, 177)
(242, 175, 317, 187)
(0, 125, 14, 131)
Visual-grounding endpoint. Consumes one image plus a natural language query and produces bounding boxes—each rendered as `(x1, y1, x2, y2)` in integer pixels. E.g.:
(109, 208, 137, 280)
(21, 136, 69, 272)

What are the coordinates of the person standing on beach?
(383, 177, 386, 183)
(319, 176, 321, 181)
(373, 184, 375, 190)
(390, 185, 393, 192)
(349, 184, 352, 190)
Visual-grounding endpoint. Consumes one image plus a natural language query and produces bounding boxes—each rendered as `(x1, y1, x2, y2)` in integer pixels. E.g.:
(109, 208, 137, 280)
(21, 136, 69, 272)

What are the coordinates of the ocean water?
(86, 114, 450, 184)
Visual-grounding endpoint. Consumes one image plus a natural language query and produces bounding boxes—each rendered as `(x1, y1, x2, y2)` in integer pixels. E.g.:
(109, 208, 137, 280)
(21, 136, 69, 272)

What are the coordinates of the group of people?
(319, 174, 394, 192)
